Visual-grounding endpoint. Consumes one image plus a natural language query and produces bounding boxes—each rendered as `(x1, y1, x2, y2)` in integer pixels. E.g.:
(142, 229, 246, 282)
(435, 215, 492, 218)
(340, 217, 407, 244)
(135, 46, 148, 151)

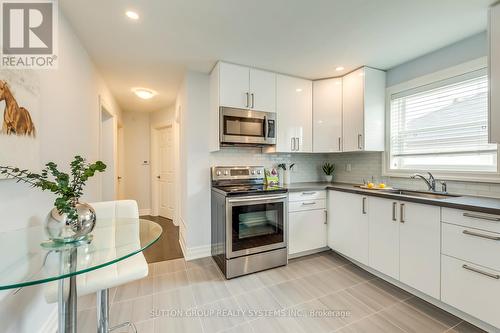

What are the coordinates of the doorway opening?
(99, 98, 117, 201)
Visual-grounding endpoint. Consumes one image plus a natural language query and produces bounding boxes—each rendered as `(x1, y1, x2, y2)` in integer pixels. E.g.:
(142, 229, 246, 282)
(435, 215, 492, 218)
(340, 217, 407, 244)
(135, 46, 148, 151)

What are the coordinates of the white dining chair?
(44, 200, 149, 333)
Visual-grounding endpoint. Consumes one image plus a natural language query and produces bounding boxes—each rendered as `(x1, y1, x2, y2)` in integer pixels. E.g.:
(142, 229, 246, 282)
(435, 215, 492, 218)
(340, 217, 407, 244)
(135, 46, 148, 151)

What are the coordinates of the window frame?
(383, 57, 500, 183)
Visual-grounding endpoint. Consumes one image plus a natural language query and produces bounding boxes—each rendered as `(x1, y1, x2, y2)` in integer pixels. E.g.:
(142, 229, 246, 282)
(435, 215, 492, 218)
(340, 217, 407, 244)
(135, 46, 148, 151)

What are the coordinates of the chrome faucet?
(411, 172, 437, 192)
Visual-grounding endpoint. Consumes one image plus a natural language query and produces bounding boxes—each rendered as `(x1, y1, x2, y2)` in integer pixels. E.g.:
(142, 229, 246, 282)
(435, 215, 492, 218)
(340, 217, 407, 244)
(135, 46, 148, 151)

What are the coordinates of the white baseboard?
(139, 208, 151, 216)
(179, 237, 211, 261)
(39, 306, 57, 333)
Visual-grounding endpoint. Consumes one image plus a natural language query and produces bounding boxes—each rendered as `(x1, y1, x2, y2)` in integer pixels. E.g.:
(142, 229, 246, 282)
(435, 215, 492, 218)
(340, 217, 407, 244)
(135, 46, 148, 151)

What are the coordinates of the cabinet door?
(490, 4, 500, 143)
(250, 68, 276, 112)
(399, 202, 441, 299)
(368, 197, 400, 279)
(313, 78, 343, 152)
(289, 209, 327, 255)
(342, 68, 365, 152)
(276, 75, 313, 152)
(219, 63, 250, 109)
(328, 191, 369, 265)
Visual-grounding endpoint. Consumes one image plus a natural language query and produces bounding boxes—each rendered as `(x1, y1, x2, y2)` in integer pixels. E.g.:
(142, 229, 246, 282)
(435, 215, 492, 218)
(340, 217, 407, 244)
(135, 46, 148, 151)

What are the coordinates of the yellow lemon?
(367, 182, 375, 188)
(378, 183, 386, 188)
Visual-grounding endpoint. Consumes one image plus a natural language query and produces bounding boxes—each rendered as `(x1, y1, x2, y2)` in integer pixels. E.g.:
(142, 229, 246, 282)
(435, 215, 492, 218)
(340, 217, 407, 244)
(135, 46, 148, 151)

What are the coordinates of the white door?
(399, 202, 441, 298)
(276, 74, 313, 152)
(342, 67, 365, 152)
(313, 78, 343, 152)
(117, 126, 125, 199)
(249, 68, 276, 112)
(157, 126, 174, 219)
(289, 209, 327, 255)
(328, 191, 369, 265)
(219, 62, 250, 109)
(368, 197, 400, 279)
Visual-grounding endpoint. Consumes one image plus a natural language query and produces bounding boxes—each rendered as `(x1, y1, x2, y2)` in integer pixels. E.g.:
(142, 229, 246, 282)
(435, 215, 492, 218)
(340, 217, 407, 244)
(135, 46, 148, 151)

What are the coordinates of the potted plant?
(0, 156, 106, 243)
(322, 162, 335, 182)
(277, 163, 295, 185)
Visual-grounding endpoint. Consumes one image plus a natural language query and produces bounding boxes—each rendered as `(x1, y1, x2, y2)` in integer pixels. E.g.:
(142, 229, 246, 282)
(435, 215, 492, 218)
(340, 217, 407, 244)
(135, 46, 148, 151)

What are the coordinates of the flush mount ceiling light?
(125, 10, 139, 20)
(132, 87, 157, 100)
(335, 66, 345, 71)
(296, 88, 303, 92)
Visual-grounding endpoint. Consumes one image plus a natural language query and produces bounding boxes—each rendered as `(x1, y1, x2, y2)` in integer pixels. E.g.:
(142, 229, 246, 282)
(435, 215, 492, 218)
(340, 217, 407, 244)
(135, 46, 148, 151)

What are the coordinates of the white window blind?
(390, 68, 498, 172)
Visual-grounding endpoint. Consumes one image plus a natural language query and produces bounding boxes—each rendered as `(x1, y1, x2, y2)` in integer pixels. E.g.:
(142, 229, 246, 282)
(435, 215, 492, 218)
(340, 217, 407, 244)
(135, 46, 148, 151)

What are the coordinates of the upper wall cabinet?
(489, 4, 500, 143)
(313, 78, 343, 152)
(342, 67, 386, 152)
(275, 74, 313, 153)
(209, 62, 277, 151)
(217, 62, 276, 112)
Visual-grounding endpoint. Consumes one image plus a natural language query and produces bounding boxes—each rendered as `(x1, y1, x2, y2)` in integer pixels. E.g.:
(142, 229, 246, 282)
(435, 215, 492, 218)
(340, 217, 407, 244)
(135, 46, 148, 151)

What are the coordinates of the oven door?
(220, 107, 276, 145)
(226, 194, 287, 259)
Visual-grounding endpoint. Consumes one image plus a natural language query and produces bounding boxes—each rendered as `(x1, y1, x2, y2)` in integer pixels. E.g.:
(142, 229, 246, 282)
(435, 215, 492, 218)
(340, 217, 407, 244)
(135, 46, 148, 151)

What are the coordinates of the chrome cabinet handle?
(251, 93, 255, 108)
(296, 137, 300, 151)
(463, 229, 500, 241)
(392, 202, 397, 221)
(362, 197, 367, 214)
(462, 264, 500, 279)
(358, 134, 363, 150)
(324, 210, 328, 224)
(301, 191, 316, 195)
(291, 138, 295, 151)
(302, 202, 316, 206)
(338, 137, 342, 151)
(245, 92, 250, 108)
(400, 203, 405, 223)
(463, 212, 500, 222)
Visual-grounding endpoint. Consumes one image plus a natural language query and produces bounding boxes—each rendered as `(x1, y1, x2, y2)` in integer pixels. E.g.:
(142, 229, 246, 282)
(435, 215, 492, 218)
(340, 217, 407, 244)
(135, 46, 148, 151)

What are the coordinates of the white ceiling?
(60, 0, 495, 113)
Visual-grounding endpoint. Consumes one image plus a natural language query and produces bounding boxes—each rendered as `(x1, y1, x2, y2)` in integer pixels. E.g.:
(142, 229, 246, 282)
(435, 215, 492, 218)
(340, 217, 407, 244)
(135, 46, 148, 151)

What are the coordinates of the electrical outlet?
(346, 163, 352, 172)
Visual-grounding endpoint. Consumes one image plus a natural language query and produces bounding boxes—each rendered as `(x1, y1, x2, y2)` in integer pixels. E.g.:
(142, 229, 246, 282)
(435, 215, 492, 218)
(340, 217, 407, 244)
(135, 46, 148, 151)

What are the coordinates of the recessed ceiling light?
(132, 87, 157, 100)
(125, 11, 139, 20)
(335, 66, 345, 71)
(296, 88, 303, 92)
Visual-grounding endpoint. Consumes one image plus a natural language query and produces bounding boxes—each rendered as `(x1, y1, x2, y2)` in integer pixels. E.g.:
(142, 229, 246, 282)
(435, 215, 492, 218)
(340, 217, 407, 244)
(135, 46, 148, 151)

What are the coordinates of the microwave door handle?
(263, 116, 268, 140)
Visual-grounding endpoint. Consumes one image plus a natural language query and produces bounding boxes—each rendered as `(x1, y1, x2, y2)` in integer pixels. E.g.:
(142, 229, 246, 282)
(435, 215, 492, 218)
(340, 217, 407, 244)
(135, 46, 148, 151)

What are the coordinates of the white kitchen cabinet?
(368, 197, 400, 279)
(218, 62, 251, 109)
(289, 209, 327, 255)
(328, 191, 369, 265)
(313, 78, 343, 152)
(249, 68, 276, 112)
(342, 67, 386, 152)
(399, 201, 441, 299)
(442, 255, 500, 328)
(489, 4, 500, 143)
(276, 74, 313, 153)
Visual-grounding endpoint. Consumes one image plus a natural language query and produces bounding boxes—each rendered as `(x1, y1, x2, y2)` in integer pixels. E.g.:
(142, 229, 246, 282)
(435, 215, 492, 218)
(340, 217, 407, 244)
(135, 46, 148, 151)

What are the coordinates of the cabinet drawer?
(289, 190, 326, 202)
(442, 208, 500, 234)
(442, 222, 500, 272)
(441, 255, 500, 328)
(289, 199, 325, 212)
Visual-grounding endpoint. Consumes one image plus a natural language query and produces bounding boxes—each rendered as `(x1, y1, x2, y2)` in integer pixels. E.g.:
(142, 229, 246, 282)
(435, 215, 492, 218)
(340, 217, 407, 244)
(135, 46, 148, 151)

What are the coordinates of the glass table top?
(0, 218, 162, 290)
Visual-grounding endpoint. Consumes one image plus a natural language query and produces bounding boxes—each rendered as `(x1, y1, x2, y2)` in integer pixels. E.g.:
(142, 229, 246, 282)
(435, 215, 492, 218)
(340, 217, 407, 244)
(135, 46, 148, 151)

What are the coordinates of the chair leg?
(97, 289, 109, 333)
(96, 288, 138, 333)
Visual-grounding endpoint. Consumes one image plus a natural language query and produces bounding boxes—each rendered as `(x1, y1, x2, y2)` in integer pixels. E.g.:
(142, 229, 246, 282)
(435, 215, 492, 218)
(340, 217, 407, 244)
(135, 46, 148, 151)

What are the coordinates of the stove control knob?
(251, 170, 255, 175)
(216, 171, 222, 176)
(224, 170, 229, 176)
(257, 170, 262, 175)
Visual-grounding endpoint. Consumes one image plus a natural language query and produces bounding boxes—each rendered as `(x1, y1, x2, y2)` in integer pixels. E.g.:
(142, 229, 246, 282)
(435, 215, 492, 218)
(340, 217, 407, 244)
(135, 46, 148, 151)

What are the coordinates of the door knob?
(157, 175, 161, 179)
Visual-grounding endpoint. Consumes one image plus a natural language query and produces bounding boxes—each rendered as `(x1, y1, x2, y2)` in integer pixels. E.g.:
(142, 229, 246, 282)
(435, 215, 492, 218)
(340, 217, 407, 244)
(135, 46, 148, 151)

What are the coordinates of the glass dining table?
(0, 218, 162, 333)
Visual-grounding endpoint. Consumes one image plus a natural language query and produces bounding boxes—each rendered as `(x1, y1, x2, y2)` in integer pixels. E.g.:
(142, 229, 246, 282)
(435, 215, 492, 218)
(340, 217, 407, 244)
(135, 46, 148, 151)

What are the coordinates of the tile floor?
(77, 251, 486, 333)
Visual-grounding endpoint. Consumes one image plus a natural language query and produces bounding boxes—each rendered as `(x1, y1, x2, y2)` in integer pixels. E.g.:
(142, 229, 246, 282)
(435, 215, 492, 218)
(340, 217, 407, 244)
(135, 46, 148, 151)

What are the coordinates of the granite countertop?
(284, 182, 500, 215)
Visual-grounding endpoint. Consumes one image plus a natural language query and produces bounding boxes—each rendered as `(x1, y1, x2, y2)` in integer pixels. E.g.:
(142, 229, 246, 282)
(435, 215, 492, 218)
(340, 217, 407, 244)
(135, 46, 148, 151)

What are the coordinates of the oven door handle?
(228, 195, 288, 203)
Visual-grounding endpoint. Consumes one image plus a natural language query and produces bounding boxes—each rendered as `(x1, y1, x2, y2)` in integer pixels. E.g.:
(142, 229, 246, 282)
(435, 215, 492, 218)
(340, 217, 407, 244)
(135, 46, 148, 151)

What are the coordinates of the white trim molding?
(383, 57, 500, 183)
(139, 208, 152, 216)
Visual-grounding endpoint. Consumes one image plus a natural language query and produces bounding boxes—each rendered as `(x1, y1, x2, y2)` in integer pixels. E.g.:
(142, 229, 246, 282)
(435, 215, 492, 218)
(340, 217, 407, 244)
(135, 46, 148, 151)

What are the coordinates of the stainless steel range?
(211, 166, 288, 279)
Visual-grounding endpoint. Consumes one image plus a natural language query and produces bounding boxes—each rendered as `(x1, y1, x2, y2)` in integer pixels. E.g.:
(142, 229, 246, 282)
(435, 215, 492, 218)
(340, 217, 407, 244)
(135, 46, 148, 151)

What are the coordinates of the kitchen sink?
(381, 189, 461, 200)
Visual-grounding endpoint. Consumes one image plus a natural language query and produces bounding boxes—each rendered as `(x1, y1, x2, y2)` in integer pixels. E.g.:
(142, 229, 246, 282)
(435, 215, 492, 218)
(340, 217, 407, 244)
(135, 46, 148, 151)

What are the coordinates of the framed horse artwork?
(0, 70, 40, 179)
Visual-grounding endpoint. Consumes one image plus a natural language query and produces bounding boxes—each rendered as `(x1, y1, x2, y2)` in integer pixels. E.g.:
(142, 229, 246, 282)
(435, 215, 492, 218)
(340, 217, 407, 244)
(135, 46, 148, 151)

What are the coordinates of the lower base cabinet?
(442, 255, 500, 328)
(289, 209, 327, 255)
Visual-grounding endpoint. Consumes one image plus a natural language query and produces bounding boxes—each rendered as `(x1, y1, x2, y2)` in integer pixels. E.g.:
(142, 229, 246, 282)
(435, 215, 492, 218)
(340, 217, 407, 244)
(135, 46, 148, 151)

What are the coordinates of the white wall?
(0, 12, 122, 333)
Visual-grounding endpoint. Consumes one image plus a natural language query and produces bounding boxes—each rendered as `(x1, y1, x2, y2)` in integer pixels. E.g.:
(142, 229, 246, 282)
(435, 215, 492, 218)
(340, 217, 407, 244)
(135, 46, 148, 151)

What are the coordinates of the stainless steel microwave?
(220, 107, 276, 146)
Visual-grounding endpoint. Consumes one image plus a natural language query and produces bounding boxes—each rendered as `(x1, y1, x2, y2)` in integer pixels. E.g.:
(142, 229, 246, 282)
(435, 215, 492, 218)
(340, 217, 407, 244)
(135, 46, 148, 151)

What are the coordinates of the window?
(389, 68, 498, 173)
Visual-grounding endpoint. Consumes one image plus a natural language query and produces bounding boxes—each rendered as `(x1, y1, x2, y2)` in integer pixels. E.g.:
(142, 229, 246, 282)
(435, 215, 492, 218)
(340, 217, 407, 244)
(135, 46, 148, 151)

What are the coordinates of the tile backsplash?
(210, 148, 500, 198)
